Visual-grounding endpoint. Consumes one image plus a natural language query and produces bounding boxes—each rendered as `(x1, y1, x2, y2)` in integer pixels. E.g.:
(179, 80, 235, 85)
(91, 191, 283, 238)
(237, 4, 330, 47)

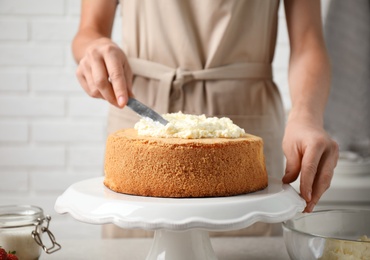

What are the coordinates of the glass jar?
(0, 205, 60, 260)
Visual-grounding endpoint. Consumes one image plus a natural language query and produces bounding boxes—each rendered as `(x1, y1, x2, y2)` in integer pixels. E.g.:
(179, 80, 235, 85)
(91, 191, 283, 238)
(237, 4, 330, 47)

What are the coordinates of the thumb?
(283, 147, 302, 183)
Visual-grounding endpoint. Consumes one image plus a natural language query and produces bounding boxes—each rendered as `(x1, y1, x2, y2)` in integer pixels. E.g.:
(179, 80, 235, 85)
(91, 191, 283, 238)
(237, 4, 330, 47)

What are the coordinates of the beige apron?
(103, 0, 285, 238)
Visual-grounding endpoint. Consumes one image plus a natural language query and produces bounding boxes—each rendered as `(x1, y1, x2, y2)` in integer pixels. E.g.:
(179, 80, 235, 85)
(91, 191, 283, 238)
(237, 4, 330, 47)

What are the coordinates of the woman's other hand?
(282, 115, 339, 213)
(284, 0, 339, 212)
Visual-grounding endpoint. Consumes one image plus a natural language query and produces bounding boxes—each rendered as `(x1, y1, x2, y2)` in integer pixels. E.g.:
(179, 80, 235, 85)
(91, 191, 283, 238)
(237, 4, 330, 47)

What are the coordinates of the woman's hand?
(283, 0, 339, 212)
(72, 0, 131, 107)
(76, 37, 133, 108)
(282, 116, 339, 213)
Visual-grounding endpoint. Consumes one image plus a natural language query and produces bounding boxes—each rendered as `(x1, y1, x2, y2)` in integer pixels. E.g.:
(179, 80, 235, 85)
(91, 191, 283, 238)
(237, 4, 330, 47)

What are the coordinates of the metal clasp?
(31, 216, 61, 254)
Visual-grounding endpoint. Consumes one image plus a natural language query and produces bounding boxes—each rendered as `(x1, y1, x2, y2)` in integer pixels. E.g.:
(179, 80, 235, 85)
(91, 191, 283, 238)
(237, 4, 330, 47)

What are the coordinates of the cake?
(104, 113, 268, 197)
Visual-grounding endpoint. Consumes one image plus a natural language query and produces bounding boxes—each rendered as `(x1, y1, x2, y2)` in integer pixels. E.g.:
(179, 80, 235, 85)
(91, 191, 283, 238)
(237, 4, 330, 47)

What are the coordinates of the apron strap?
(128, 58, 272, 113)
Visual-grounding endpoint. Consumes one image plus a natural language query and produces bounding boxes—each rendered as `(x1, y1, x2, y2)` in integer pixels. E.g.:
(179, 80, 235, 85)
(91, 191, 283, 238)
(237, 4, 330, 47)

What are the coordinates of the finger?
(304, 147, 337, 213)
(76, 62, 103, 99)
(105, 55, 129, 108)
(300, 144, 325, 203)
(304, 166, 333, 213)
(91, 57, 117, 105)
(76, 66, 89, 94)
(283, 145, 302, 184)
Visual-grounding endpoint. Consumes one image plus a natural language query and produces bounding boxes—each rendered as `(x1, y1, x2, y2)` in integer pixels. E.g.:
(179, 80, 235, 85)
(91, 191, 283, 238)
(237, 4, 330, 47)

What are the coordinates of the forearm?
(284, 0, 331, 126)
(288, 45, 331, 126)
(72, 0, 117, 63)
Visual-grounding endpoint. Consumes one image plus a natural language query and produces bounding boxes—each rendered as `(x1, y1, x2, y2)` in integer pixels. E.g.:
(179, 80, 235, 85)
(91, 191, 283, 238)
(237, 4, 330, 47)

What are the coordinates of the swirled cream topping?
(134, 112, 246, 139)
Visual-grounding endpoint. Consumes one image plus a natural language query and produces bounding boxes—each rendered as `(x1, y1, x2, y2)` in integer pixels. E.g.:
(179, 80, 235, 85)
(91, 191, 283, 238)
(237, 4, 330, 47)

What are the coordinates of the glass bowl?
(282, 209, 370, 260)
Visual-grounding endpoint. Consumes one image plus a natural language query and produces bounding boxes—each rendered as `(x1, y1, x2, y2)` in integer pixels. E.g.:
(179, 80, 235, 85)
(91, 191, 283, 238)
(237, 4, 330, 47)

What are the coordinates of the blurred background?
(0, 0, 369, 240)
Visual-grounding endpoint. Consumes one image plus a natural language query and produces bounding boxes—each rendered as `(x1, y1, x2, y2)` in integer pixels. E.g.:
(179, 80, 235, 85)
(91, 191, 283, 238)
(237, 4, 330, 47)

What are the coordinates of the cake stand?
(54, 176, 305, 260)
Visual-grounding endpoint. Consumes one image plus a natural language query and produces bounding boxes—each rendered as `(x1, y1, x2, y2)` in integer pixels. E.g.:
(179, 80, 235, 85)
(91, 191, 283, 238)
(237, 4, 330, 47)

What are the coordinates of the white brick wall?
(0, 1, 329, 240)
(0, 69, 28, 90)
(0, 0, 108, 240)
(0, 0, 64, 15)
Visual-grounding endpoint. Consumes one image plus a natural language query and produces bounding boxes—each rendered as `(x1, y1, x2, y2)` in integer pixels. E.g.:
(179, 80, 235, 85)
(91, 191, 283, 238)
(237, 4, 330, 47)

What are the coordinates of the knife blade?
(126, 98, 168, 125)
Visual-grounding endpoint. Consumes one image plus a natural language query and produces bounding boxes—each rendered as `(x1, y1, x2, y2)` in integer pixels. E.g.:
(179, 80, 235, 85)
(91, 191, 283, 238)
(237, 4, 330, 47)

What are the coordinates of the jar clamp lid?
(0, 205, 61, 254)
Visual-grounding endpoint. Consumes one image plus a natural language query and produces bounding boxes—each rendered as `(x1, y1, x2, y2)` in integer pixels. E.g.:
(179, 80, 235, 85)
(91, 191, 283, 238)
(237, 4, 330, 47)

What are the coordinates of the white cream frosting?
(134, 112, 246, 139)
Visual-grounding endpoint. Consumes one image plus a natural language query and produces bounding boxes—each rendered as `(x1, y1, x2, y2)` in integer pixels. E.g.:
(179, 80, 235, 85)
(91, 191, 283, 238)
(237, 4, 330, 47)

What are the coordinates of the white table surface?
(40, 237, 290, 260)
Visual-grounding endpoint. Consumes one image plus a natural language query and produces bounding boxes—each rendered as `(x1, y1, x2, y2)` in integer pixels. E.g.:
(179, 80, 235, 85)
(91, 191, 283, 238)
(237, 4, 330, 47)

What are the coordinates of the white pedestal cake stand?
(55, 176, 305, 260)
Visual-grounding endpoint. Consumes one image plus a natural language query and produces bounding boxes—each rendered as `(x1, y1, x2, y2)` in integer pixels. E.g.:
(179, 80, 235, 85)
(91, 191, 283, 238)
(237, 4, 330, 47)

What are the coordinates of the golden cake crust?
(104, 128, 268, 197)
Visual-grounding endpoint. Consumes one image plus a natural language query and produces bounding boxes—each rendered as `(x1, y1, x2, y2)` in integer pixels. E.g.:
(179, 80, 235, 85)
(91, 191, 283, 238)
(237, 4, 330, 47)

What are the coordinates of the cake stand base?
(147, 230, 216, 260)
